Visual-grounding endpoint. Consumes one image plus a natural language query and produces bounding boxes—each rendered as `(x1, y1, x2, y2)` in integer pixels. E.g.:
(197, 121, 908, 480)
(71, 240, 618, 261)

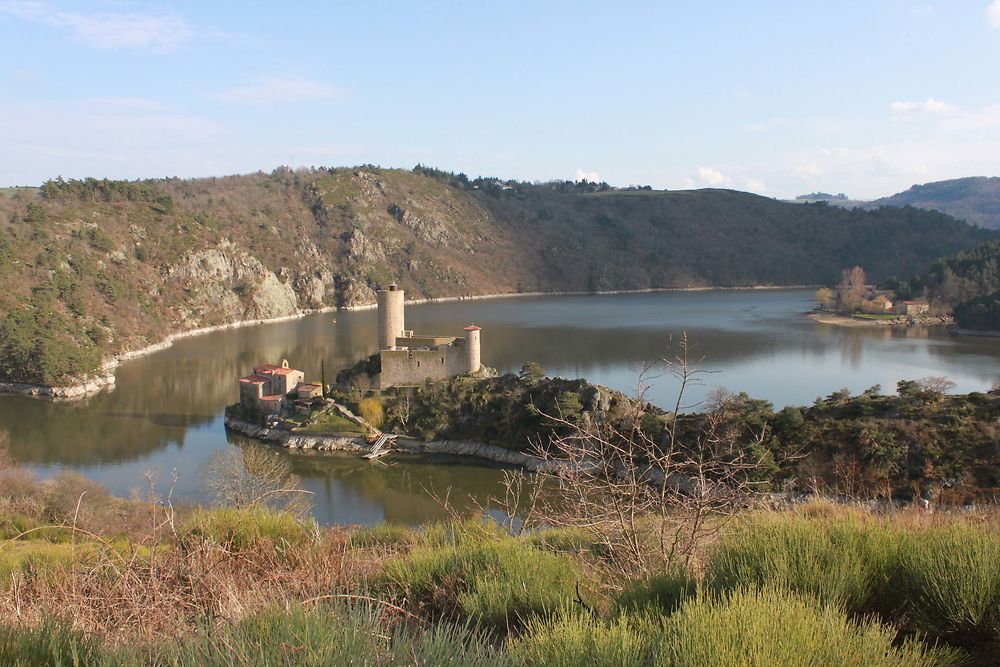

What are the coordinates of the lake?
(2, 288, 997, 525)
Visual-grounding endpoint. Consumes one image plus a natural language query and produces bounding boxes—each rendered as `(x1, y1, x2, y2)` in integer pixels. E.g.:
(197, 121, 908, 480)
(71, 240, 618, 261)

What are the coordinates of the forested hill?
(0, 166, 996, 385)
(868, 176, 1000, 230)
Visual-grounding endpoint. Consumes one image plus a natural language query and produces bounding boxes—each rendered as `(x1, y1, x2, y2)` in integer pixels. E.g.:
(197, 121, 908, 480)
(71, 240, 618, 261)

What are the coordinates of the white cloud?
(574, 168, 601, 182)
(1, 1, 191, 52)
(740, 176, 767, 192)
(890, 98, 958, 115)
(696, 166, 729, 186)
(213, 77, 342, 105)
(988, 0, 1000, 28)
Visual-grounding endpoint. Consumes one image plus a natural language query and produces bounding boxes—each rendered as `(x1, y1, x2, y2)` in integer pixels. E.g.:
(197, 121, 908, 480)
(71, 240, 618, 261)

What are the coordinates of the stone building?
(371, 284, 483, 389)
(899, 300, 930, 315)
(238, 359, 306, 415)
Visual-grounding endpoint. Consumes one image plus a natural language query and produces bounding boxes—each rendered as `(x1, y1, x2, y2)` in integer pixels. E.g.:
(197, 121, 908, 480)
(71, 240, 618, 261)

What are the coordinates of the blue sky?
(2, 1, 1000, 198)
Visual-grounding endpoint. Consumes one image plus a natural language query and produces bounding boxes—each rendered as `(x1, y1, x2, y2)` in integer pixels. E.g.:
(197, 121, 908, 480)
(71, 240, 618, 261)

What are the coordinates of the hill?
(868, 176, 1000, 229)
(0, 167, 996, 386)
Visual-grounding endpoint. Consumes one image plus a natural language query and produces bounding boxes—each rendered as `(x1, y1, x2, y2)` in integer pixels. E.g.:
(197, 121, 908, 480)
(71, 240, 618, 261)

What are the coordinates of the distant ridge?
(868, 177, 1000, 230)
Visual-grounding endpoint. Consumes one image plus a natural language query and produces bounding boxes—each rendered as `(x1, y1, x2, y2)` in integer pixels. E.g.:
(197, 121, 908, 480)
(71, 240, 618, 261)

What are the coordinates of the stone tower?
(377, 283, 405, 350)
(464, 325, 481, 373)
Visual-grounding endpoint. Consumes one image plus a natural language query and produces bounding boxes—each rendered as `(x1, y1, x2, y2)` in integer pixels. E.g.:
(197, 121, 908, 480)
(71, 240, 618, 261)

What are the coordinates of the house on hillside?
(238, 359, 314, 415)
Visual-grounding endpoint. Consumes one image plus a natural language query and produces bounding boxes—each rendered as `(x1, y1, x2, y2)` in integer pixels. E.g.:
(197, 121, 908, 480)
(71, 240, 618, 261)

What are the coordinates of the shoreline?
(808, 311, 953, 329)
(2, 284, 815, 402)
(224, 415, 558, 472)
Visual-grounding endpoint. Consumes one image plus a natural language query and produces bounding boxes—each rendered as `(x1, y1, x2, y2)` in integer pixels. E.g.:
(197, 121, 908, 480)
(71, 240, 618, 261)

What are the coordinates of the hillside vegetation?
(0, 167, 995, 385)
(888, 240, 1000, 330)
(0, 467, 995, 665)
(869, 176, 1000, 230)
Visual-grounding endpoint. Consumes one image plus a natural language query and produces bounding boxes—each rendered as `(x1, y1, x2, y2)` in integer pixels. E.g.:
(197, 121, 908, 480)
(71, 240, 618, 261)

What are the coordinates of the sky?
(2, 1, 1000, 198)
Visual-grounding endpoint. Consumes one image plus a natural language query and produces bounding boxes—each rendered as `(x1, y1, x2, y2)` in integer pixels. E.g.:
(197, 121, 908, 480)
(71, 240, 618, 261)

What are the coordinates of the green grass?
(348, 522, 413, 549)
(852, 313, 900, 320)
(0, 540, 80, 581)
(0, 603, 510, 667)
(295, 410, 365, 434)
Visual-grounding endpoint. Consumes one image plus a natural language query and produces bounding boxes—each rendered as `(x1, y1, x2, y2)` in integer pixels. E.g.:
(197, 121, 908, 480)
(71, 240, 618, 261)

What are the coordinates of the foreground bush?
(182, 507, 316, 550)
(515, 588, 960, 667)
(896, 522, 1000, 643)
(382, 522, 583, 630)
(703, 513, 904, 615)
(660, 587, 959, 667)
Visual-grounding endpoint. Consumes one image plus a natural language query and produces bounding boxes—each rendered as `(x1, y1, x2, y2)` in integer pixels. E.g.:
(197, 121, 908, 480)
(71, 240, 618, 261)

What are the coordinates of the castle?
(372, 283, 482, 389)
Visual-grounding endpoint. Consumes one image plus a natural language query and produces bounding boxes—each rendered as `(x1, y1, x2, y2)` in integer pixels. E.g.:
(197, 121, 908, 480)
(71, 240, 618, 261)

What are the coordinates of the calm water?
(2, 288, 998, 525)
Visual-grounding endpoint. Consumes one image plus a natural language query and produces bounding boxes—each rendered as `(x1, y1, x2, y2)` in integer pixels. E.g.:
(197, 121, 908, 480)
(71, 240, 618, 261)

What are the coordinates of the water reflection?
(0, 288, 997, 524)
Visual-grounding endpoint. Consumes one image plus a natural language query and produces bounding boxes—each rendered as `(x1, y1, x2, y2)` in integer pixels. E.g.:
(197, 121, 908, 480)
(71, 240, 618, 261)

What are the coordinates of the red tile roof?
(260, 394, 283, 401)
(239, 375, 270, 384)
(464, 325, 482, 331)
(295, 382, 321, 390)
(254, 364, 280, 373)
(271, 367, 296, 375)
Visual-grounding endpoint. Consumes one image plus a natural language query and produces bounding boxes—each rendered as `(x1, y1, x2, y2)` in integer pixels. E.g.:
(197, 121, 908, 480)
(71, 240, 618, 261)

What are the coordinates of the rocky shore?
(223, 415, 557, 472)
(809, 311, 954, 328)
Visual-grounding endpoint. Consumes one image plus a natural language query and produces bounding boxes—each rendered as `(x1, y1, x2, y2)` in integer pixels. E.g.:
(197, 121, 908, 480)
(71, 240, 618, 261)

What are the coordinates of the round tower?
(377, 283, 405, 350)
(464, 325, 481, 374)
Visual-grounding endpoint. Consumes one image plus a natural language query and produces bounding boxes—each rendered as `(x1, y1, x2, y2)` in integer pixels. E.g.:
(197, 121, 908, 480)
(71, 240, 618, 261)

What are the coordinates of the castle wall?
(377, 345, 469, 388)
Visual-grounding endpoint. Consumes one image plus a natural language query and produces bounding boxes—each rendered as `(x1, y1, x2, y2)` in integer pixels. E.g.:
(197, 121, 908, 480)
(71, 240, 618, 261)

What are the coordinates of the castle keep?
(374, 284, 482, 389)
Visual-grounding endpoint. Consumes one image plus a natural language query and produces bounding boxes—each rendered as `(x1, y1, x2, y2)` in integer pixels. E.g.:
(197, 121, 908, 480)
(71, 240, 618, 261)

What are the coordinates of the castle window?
(417, 361, 421, 368)
(441, 357, 445, 363)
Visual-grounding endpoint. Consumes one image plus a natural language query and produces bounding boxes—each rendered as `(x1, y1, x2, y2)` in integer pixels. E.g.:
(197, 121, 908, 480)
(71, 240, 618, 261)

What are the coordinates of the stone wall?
(377, 344, 468, 388)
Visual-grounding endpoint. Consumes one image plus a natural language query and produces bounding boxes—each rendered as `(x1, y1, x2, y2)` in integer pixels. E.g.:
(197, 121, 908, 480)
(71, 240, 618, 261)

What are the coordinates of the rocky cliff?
(0, 166, 995, 386)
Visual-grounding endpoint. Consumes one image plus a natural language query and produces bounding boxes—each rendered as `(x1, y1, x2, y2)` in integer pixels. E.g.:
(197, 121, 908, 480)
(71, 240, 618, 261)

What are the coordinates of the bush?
(660, 587, 958, 667)
(616, 568, 698, 615)
(514, 588, 956, 667)
(182, 508, 314, 550)
(381, 522, 583, 630)
(358, 397, 385, 430)
(896, 523, 1000, 643)
(703, 514, 904, 615)
(515, 610, 656, 666)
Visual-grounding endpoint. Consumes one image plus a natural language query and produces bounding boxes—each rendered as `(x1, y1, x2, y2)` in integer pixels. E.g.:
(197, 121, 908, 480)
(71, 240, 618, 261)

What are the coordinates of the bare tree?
(204, 444, 313, 518)
(493, 334, 771, 579)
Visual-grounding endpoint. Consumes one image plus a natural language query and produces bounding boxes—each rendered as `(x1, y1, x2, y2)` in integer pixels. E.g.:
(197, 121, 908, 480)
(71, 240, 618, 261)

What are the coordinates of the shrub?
(358, 397, 385, 430)
(514, 610, 656, 666)
(616, 568, 698, 615)
(703, 514, 904, 615)
(182, 508, 314, 550)
(382, 523, 582, 630)
(660, 587, 959, 667)
(896, 523, 1000, 643)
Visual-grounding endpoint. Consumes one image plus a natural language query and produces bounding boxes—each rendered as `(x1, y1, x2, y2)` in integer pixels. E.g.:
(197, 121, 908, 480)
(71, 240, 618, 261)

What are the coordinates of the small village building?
(237, 359, 306, 415)
(900, 300, 930, 315)
(871, 294, 894, 312)
(294, 382, 323, 399)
